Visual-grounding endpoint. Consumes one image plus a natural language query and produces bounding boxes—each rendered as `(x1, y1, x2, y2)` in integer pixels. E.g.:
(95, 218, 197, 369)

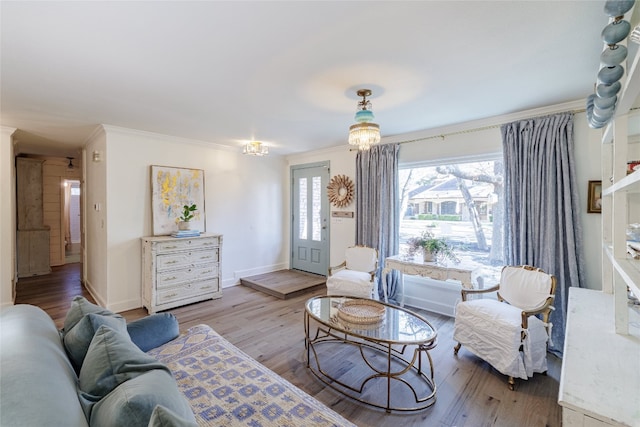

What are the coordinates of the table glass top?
(305, 296, 437, 344)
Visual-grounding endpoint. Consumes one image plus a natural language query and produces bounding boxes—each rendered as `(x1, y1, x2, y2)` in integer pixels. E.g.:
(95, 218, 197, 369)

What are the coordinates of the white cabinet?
(141, 234, 222, 313)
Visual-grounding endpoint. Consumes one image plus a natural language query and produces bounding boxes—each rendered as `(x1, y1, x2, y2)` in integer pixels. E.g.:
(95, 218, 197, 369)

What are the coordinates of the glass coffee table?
(304, 296, 437, 412)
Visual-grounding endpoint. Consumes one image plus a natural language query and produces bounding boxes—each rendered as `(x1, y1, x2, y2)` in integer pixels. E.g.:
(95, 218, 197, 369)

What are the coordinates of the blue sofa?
(0, 300, 195, 427)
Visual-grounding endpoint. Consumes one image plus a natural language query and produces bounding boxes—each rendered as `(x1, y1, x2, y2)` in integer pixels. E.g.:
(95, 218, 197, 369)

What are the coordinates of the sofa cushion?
(0, 305, 88, 426)
(62, 295, 123, 337)
(89, 370, 196, 427)
(79, 325, 170, 400)
(64, 312, 127, 371)
(127, 313, 180, 352)
(147, 405, 198, 427)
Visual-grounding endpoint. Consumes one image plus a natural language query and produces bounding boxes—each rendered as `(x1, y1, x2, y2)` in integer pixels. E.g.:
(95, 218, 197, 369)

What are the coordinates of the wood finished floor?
(15, 264, 562, 427)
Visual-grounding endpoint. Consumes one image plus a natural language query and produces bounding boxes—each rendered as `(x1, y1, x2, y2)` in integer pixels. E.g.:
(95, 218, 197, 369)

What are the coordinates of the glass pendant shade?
(243, 141, 269, 156)
(348, 89, 381, 150)
(349, 122, 381, 150)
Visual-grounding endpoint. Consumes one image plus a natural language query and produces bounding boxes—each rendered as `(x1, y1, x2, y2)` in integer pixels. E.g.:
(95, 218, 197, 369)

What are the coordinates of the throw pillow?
(147, 405, 198, 427)
(78, 325, 170, 398)
(89, 370, 196, 427)
(127, 313, 180, 352)
(64, 313, 127, 372)
(62, 295, 123, 337)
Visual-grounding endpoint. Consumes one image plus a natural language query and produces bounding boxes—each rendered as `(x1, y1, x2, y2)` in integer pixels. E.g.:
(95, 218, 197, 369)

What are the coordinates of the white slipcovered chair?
(325, 246, 378, 299)
(453, 265, 556, 390)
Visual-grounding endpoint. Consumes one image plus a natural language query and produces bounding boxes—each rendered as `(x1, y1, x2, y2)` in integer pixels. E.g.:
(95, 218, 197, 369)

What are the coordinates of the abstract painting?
(151, 165, 205, 235)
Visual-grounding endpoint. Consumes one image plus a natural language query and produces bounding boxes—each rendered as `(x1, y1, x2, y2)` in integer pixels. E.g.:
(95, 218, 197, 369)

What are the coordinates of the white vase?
(423, 250, 434, 262)
(178, 221, 191, 231)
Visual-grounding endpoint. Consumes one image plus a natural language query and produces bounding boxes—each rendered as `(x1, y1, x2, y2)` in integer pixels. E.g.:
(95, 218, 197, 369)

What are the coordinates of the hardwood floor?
(14, 264, 562, 426)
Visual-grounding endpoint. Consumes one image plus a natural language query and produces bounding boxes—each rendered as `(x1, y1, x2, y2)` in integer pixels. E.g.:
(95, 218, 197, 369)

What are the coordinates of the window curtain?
(355, 143, 400, 301)
(501, 112, 585, 356)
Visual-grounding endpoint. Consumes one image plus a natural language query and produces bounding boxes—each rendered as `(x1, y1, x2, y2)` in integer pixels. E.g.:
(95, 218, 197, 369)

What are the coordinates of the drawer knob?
(164, 276, 177, 281)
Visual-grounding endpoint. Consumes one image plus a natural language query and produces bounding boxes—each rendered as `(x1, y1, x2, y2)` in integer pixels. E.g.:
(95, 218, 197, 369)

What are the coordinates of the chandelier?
(243, 141, 269, 156)
(348, 89, 380, 150)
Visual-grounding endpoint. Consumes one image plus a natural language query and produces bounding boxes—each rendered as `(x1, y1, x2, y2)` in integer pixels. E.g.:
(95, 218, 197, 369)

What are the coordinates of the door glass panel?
(312, 176, 321, 241)
(298, 178, 308, 240)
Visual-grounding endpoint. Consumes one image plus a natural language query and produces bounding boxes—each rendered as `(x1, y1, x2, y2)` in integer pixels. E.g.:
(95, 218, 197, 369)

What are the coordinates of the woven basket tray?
(337, 300, 385, 324)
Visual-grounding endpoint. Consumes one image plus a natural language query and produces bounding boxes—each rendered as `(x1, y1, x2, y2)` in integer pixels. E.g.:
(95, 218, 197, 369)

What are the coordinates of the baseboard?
(82, 279, 139, 312)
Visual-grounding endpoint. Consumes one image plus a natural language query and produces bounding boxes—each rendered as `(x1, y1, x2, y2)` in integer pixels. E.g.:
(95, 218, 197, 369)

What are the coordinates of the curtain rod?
(393, 108, 588, 145)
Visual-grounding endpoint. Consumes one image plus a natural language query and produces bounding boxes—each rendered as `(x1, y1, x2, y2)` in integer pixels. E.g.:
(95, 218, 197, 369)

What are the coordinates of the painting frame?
(587, 180, 602, 214)
(151, 165, 206, 236)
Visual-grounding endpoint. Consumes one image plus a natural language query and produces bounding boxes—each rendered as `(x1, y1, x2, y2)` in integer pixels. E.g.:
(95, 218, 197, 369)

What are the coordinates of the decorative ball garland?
(327, 175, 355, 208)
(586, 0, 636, 129)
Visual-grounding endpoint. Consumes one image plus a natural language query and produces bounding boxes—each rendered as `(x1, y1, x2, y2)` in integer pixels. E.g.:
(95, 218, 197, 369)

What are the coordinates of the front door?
(291, 162, 329, 276)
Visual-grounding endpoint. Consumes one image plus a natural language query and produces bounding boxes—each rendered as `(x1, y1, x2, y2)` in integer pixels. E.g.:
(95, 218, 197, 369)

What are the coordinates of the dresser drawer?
(156, 279, 219, 305)
(155, 236, 220, 253)
(156, 263, 218, 289)
(156, 248, 219, 271)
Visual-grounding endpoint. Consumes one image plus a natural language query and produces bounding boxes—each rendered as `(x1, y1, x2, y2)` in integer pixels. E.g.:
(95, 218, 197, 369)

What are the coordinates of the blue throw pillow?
(89, 370, 196, 427)
(62, 296, 123, 337)
(79, 325, 170, 399)
(127, 313, 180, 352)
(147, 405, 198, 427)
(63, 313, 127, 372)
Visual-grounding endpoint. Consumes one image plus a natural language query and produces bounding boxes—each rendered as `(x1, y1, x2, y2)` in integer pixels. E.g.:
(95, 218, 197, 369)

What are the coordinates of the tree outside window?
(399, 158, 504, 286)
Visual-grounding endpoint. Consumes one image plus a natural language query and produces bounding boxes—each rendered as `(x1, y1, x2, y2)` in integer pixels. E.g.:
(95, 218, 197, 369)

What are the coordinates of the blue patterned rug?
(148, 324, 355, 427)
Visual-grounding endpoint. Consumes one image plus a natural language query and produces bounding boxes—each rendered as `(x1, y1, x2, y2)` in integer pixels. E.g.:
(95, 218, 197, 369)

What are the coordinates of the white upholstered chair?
(453, 265, 556, 390)
(325, 246, 378, 299)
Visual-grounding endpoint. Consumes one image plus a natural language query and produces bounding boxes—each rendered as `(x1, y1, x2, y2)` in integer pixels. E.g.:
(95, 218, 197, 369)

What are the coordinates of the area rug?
(148, 324, 354, 427)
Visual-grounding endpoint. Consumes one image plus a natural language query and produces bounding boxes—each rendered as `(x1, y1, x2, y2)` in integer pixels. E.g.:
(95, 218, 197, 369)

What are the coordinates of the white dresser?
(141, 234, 222, 313)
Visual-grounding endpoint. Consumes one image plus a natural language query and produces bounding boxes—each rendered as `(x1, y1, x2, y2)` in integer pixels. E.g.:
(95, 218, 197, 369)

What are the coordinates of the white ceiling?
(1, 1, 607, 157)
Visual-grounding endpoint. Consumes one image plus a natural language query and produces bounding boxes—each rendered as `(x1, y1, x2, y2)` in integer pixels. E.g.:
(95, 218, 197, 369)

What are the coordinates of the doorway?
(64, 180, 81, 264)
(290, 162, 329, 276)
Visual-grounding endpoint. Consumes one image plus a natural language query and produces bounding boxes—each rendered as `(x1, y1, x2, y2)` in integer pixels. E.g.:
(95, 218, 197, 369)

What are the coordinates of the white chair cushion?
(345, 247, 377, 272)
(453, 299, 548, 379)
(499, 267, 553, 311)
(326, 270, 373, 298)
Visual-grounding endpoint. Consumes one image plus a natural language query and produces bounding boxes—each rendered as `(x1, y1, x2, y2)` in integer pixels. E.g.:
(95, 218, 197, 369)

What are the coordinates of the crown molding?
(99, 124, 238, 153)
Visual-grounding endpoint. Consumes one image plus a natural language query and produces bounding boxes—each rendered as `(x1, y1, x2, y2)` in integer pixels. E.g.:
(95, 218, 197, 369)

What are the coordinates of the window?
(399, 157, 504, 286)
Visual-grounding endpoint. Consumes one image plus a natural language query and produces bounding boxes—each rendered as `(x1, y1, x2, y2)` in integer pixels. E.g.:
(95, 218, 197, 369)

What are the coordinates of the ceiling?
(1, 1, 607, 158)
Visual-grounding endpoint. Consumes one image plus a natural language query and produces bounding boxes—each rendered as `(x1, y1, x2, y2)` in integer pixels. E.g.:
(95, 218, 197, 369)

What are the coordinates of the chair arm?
(367, 270, 376, 281)
(460, 285, 499, 302)
(328, 261, 346, 276)
(519, 296, 555, 329)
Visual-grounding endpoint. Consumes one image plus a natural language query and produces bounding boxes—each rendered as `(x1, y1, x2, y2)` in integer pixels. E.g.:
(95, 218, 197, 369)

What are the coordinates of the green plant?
(406, 230, 459, 263)
(179, 204, 197, 222)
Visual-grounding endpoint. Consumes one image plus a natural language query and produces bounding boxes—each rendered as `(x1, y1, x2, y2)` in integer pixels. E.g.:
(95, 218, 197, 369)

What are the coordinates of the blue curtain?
(355, 144, 400, 302)
(501, 112, 585, 356)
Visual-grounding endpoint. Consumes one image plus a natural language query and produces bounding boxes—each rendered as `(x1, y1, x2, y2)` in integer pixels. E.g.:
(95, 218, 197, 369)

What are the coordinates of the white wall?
(287, 145, 357, 267)
(574, 111, 603, 290)
(84, 126, 109, 306)
(86, 126, 288, 312)
(0, 127, 16, 307)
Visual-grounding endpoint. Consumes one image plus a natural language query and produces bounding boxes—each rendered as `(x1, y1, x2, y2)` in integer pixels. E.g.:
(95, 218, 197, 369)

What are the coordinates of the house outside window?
(399, 157, 504, 286)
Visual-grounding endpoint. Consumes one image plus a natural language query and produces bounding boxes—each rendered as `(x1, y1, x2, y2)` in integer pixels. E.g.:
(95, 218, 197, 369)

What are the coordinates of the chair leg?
(453, 343, 461, 355)
(508, 376, 515, 391)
